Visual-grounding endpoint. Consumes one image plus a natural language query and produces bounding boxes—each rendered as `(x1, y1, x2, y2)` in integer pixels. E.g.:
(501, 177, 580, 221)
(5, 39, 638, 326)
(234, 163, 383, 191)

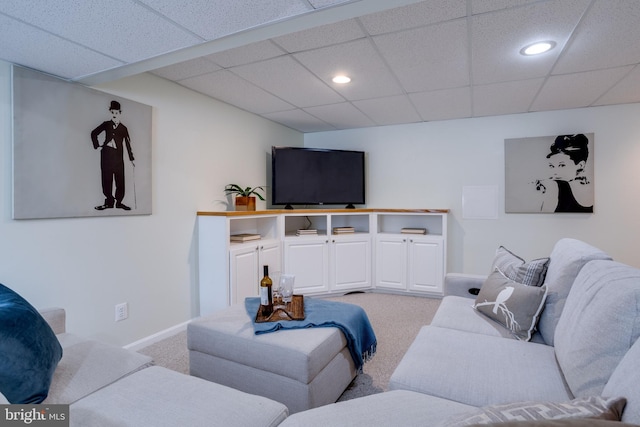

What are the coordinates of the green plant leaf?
(224, 184, 266, 199)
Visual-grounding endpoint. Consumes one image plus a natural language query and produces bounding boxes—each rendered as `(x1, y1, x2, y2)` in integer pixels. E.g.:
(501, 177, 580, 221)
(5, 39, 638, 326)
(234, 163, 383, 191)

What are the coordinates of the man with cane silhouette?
(91, 100, 135, 211)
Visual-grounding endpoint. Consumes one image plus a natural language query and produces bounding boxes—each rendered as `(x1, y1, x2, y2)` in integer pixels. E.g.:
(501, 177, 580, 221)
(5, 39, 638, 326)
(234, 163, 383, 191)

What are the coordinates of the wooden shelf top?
(197, 208, 449, 217)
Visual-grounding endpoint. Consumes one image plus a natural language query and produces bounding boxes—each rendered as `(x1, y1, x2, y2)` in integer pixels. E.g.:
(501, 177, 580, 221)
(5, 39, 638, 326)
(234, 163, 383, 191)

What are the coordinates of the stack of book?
(230, 233, 261, 242)
(296, 229, 318, 236)
(332, 226, 355, 234)
(401, 227, 427, 235)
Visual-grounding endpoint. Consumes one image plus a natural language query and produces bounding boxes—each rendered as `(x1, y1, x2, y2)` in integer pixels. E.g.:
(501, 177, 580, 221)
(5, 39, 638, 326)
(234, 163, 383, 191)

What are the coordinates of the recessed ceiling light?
(332, 75, 351, 84)
(520, 41, 556, 56)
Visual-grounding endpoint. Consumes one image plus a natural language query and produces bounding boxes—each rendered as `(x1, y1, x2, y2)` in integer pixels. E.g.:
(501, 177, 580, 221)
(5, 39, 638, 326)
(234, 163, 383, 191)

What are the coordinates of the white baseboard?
(124, 320, 190, 351)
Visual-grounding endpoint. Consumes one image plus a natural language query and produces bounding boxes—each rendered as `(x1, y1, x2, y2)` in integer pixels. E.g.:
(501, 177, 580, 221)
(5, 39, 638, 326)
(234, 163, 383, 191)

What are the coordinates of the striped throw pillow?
(491, 246, 549, 287)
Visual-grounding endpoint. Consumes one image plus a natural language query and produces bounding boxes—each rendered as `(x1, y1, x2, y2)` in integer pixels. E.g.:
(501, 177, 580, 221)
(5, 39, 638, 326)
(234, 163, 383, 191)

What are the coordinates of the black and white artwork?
(505, 133, 594, 213)
(12, 66, 152, 219)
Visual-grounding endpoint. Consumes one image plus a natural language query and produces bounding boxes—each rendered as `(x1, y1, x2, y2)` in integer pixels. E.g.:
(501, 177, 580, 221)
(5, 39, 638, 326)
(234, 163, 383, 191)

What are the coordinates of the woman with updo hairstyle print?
(534, 134, 593, 212)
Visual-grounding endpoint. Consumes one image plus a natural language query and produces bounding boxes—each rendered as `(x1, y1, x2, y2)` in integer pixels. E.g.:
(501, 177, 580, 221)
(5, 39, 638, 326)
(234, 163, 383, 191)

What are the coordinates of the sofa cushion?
(441, 396, 626, 426)
(554, 260, 640, 398)
(431, 296, 545, 343)
(389, 326, 572, 407)
(491, 246, 549, 287)
(279, 390, 476, 427)
(0, 283, 63, 404)
(43, 333, 153, 404)
(537, 238, 611, 346)
(474, 269, 547, 341)
(70, 366, 289, 427)
(602, 336, 640, 425)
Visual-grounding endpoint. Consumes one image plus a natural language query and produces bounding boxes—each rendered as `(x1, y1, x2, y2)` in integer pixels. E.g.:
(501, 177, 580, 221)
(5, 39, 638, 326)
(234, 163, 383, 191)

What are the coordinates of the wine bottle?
(259, 265, 273, 317)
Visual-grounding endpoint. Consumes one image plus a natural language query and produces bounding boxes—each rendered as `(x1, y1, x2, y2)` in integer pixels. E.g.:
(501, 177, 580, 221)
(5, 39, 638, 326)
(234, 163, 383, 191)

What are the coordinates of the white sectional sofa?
(5, 238, 640, 426)
(282, 239, 640, 426)
(1, 305, 288, 427)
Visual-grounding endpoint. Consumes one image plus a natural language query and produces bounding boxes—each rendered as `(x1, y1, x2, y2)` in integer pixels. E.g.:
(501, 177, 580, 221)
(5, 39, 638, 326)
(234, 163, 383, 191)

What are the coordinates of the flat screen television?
(271, 146, 365, 209)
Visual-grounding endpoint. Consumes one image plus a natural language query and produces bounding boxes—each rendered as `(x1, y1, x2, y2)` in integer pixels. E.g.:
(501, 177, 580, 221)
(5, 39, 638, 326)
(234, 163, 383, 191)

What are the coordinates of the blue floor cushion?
(0, 283, 63, 403)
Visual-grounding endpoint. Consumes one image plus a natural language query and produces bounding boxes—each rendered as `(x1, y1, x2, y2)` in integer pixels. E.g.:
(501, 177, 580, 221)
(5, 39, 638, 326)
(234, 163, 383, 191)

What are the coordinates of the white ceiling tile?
(0, 0, 202, 63)
(410, 87, 472, 122)
(273, 19, 366, 53)
(472, 79, 544, 117)
(263, 109, 337, 133)
(595, 66, 640, 106)
(138, 0, 312, 40)
(304, 102, 376, 129)
(554, 0, 640, 74)
(359, 0, 466, 35)
(0, 14, 123, 79)
(352, 95, 421, 126)
(3, 0, 640, 133)
(231, 55, 345, 107)
(531, 67, 634, 111)
(294, 39, 404, 100)
(180, 70, 294, 114)
(152, 58, 221, 81)
(471, 0, 589, 85)
(204, 40, 286, 68)
(373, 19, 469, 92)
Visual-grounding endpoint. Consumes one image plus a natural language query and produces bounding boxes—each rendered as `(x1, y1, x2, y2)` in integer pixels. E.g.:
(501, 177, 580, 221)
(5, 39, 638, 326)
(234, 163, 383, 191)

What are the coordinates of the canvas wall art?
(12, 66, 152, 219)
(505, 133, 594, 213)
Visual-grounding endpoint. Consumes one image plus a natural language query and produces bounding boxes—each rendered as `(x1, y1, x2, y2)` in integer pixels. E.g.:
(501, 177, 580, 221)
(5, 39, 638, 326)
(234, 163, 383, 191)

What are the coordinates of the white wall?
(3, 55, 639, 345)
(0, 61, 302, 346)
(305, 104, 640, 273)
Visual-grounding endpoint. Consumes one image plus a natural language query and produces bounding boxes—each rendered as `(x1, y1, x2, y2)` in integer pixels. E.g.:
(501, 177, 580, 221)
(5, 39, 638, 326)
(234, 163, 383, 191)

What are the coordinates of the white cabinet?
(229, 240, 281, 305)
(330, 234, 372, 292)
(197, 208, 447, 315)
(282, 212, 372, 295)
(283, 233, 372, 295)
(375, 235, 408, 290)
(374, 212, 447, 295)
(283, 237, 330, 294)
(197, 213, 280, 316)
(407, 236, 444, 293)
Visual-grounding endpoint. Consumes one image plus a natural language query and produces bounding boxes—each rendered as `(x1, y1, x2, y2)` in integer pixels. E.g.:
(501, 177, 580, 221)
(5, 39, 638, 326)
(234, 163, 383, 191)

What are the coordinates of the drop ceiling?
(2, 0, 639, 133)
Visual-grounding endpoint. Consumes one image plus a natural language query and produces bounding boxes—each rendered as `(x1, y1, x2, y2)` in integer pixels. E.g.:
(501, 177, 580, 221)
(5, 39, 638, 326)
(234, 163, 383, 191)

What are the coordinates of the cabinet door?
(284, 238, 329, 294)
(258, 240, 281, 277)
(407, 237, 444, 294)
(375, 235, 407, 290)
(229, 245, 259, 305)
(330, 235, 371, 291)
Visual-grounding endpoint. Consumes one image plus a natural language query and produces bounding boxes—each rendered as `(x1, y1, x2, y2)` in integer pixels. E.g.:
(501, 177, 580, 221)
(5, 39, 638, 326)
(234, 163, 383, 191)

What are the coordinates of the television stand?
(284, 204, 294, 210)
(345, 204, 355, 209)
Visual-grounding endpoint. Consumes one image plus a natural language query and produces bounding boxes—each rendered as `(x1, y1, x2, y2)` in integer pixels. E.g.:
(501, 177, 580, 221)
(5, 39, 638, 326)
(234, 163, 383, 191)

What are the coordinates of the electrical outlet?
(115, 302, 128, 322)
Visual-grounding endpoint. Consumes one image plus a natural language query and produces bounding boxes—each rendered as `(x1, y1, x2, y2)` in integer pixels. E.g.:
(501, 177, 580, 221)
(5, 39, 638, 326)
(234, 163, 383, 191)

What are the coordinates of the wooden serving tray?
(255, 294, 305, 323)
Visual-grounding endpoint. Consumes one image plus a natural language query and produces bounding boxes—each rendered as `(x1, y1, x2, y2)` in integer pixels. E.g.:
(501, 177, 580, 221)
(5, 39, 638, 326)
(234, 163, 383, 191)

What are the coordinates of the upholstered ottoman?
(187, 304, 357, 414)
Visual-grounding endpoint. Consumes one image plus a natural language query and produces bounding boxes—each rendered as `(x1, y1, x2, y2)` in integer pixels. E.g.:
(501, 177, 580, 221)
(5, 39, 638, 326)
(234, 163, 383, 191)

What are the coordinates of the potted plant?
(224, 184, 266, 211)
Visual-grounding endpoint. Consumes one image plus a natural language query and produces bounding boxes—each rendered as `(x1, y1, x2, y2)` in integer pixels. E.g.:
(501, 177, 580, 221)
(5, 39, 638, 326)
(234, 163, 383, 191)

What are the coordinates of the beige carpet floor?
(138, 292, 441, 402)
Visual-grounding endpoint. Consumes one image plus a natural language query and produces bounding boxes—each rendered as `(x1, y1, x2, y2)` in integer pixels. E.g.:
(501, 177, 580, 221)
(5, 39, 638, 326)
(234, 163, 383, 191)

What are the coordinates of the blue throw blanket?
(245, 297, 377, 372)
